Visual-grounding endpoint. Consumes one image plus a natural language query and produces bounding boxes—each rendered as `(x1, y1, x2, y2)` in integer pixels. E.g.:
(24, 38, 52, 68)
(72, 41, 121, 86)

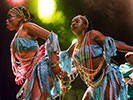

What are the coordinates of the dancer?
(6, 6, 64, 100)
(60, 15, 133, 100)
(119, 52, 133, 100)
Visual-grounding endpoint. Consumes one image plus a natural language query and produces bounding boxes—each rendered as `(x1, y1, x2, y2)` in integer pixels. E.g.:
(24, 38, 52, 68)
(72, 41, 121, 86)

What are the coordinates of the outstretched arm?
(115, 41, 133, 53)
(92, 30, 133, 53)
(25, 22, 64, 78)
(24, 22, 50, 40)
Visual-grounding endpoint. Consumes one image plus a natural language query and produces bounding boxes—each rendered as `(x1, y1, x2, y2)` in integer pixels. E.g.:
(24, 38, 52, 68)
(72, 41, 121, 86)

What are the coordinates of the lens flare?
(38, 0, 55, 22)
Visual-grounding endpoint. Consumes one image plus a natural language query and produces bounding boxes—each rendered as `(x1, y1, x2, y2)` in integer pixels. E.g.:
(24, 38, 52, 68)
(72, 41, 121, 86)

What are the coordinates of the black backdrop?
(0, 0, 133, 100)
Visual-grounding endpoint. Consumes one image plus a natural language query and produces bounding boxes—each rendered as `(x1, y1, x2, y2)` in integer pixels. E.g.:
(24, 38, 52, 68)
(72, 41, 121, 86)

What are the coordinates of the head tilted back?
(77, 15, 89, 29)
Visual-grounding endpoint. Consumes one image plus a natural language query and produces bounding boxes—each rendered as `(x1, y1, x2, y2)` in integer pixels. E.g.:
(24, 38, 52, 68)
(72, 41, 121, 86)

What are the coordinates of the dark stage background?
(0, 0, 133, 100)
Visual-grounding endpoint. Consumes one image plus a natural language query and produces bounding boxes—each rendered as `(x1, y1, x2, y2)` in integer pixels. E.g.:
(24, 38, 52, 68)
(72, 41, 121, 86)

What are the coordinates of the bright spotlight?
(38, 0, 55, 21)
(72, 39, 77, 44)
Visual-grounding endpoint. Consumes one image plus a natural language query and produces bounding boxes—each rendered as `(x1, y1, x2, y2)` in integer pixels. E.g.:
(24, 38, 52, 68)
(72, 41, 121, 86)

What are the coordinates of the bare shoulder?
(23, 22, 38, 28)
(23, 22, 34, 30)
(23, 22, 33, 26)
(89, 30, 103, 37)
(23, 22, 50, 39)
(89, 29, 105, 44)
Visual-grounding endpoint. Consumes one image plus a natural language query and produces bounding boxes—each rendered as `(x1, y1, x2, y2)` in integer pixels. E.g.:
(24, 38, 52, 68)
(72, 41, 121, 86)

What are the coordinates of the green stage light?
(38, 0, 55, 23)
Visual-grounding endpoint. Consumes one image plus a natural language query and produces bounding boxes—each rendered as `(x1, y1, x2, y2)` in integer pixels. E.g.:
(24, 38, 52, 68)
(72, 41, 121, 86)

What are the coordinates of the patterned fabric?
(72, 32, 127, 100)
(119, 63, 133, 98)
(13, 37, 37, 52)
(74, 44, 103, 59)
(45, 33, 61, 99)
(10, 24, 38, 82)
(17, 55, 60, 100)
(103, 37, 117, 65)
(85, 64, 127, 100)
(119, 63, 132, 78)
(12, 32, 61, 100)
(59, 51, 72, 75)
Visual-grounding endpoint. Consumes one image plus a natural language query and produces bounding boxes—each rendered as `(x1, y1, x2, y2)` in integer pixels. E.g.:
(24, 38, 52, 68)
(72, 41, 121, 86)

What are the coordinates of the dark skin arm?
(91, 30, 105, 45)
(24, 22, 50, 39)
(91, 30, 133, 53)
(50, 51, 64, 79)
(115, 41, 133, 52)
(24, 22, 64, 79)
(88, 30, 133, 69)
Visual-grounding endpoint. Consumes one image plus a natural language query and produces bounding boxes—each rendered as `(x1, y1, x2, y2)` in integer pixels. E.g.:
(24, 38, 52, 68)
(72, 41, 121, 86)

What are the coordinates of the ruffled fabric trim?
(103, 37, 117, 65)
(87, 64, 127, 100)
(59, 51, 72, 75)
(16, 32, 62, 100)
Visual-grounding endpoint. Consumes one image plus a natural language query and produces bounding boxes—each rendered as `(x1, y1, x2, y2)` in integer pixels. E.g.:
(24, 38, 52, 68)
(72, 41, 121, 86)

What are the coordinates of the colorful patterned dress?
(60, 32, 128, 100)
(10, 25, 61, 100)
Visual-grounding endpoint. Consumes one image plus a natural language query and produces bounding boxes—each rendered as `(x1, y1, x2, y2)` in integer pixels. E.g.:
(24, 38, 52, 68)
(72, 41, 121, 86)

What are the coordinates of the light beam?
(38, 0, 55, 23)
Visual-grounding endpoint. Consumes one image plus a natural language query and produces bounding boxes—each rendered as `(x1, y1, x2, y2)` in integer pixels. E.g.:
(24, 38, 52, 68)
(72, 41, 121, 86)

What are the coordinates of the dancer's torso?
(13, 37, 38, 59)
(73, 34, 104, 70)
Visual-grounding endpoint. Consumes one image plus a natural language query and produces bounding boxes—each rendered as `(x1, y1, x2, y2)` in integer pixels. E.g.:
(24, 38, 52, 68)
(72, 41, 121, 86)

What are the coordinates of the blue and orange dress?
(10, 25, 61, 100)
(73, 32, 127, 100)
(60, 32, 128, 100)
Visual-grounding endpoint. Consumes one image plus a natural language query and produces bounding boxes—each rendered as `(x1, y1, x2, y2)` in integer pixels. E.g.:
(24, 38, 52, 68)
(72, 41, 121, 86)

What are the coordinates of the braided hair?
(9, 6, 34, 22)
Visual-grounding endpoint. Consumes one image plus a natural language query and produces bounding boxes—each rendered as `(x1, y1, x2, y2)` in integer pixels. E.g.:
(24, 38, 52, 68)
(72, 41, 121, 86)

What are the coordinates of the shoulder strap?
(17, 24, 24, 37)
(87, 32, 93, 82)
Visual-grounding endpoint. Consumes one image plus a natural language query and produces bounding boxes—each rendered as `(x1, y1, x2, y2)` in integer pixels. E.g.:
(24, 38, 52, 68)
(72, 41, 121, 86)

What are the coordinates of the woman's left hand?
(15, 76, 24, 85)
(52, 65, 64, 80)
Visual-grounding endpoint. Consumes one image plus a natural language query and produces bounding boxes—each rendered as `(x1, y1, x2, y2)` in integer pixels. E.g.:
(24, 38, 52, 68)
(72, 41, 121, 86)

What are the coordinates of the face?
(71, 16, 86, 35)
(127, 55, 133, 65)
(6, 11, 21, 31)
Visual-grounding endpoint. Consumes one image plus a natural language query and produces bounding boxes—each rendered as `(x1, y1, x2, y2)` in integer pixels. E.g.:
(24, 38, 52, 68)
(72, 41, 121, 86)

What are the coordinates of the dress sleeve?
(59, 51, 72, 75)
(45, 32, 61, 56)
(103, 37, 117, 65)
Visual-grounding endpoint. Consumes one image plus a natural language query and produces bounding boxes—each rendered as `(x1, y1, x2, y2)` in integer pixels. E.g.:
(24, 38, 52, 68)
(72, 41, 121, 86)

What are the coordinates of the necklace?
(72, 32, 106, 87)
